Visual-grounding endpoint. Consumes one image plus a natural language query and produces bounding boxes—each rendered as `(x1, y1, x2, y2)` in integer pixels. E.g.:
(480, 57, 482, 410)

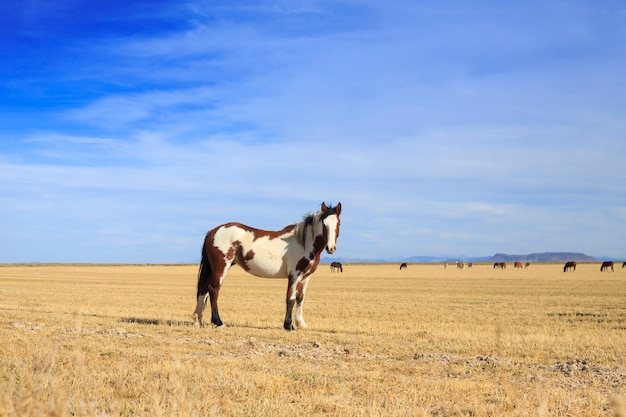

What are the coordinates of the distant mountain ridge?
(323, 252, 602, 264)
(487, 252, 597, 263)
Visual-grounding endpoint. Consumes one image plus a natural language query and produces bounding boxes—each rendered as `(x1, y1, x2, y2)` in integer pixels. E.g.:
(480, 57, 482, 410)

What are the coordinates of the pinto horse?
(194, 202, 342, 330)
(600, 261, 614, 272)
(563, 261, 576, 272)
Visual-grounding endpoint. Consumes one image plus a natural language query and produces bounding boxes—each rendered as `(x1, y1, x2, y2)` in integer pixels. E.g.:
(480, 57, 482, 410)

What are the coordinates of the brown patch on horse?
(313, 235, 326, 255)
(204, 231, 228, 274)
(225, 240, 240, 261)
(296, 257, 310, 274)
(232, 246, 255, 272)
(251, 224, 295, 241)
(296, 281, 306, 303)
(241, 250, 255, 271)
(295, 255, 317, 275)
(220, 222, 295, 242)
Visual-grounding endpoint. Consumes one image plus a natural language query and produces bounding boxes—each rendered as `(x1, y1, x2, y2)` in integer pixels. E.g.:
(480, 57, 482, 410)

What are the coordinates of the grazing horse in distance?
(563, 261, 577, 272)
(493, 262, 506, 269)
(330, 261, 343, 273)
(514, 261, 523, 270)
(623, 262, 626, 269)
(525, 262, 530, 268)
(600, 261, 614, 272)
(399, 263, 408, 270)
(467, 262, 473, 269)
(194, 202, 342, 330)
(456, 261, 464, 270)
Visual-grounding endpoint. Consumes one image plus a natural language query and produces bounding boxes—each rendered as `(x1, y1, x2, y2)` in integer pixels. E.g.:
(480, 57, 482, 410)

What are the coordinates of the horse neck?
(295, 214, 326, 252)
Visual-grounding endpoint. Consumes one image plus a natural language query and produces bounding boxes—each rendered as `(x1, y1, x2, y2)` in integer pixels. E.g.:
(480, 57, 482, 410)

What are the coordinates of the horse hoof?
(211, 312, 223, 327)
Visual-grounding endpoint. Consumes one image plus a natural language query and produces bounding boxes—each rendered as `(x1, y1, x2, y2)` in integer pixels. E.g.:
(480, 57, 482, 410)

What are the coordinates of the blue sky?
(1, 0, 625, 263)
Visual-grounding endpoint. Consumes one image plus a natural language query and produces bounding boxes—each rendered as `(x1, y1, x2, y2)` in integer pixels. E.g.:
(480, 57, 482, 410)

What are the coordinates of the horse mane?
(294, 204, 339, 247)
(294, 212, 317, 247)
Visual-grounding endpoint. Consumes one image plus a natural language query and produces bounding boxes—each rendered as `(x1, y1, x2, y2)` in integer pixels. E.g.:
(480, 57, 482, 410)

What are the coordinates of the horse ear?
(321, 202, 328, 212)
(335, 202, 342, 215)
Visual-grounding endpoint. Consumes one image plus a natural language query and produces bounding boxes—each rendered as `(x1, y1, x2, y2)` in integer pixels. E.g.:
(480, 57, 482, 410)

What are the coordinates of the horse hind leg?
(208, 286, 224, 326)
(195, 286, 224, 327)
(194, 245, 225, 327)
(193, 294, 209, 326)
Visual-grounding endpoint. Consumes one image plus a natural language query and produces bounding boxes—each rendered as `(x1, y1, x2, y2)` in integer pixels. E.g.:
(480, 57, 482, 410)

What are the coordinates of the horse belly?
(244, 256, 288, 278)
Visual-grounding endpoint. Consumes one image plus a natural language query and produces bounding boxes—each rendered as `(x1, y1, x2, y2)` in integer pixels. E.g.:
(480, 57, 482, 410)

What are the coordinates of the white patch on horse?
(213, 224, 289, 278)
(323, 215, 339, 254)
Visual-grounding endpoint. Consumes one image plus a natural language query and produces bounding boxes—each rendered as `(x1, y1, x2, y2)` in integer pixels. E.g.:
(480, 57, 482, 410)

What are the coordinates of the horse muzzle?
(326, 245, 336, 254)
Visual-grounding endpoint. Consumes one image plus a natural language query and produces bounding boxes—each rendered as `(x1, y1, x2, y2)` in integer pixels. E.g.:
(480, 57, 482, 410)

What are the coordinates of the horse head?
(321, 202, 341, 254)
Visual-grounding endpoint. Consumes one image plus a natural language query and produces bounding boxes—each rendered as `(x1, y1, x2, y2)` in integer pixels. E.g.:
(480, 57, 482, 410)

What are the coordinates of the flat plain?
(1, 263, 625, 416)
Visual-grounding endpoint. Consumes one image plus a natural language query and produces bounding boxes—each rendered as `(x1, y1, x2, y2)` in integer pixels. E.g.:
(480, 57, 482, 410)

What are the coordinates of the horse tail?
(197, 238, 213, 298)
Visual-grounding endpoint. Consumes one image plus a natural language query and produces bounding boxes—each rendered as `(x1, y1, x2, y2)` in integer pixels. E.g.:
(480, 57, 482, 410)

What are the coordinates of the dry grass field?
(1, 263, 625, 416)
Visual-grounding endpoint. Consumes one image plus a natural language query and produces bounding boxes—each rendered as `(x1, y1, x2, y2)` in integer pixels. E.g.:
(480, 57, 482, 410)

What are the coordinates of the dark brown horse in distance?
(330, 261, 343, 272)
(563, 261, 577, 272)
(600, 261, 614, 272)
(399, 263, 408, 270)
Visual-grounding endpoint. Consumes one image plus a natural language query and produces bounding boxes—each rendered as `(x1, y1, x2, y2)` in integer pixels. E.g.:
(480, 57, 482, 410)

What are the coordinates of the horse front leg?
(294, 276, 311, 329)
(284, 299, 295, 330)
(283, 274, 299, 330)
(284, 274, 310, 330)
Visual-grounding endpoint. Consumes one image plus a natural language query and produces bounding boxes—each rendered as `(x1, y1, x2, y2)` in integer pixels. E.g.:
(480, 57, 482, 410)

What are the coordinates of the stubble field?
(0, 263, 625, 416)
